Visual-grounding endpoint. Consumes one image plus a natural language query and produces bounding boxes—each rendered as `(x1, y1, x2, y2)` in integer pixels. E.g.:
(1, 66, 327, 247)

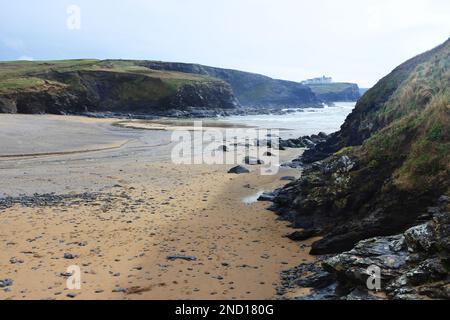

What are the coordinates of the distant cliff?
(139, 61, 319, 107)
(306, 82, 361, 102)
(0, 59, 361, 116)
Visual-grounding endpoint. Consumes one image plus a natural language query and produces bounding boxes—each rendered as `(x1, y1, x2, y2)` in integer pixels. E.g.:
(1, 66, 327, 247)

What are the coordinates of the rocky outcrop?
(273, 38, 450, 255)
(139, 61, 320, 108)
(272, 38, 450, 300)
(278, 196, 450, 300)
(0, 97, 17, 113)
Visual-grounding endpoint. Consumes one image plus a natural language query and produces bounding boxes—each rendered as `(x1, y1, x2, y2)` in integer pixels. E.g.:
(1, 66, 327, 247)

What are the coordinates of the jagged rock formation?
(272, 38, 450, 299)
(278, 196, 450, 300)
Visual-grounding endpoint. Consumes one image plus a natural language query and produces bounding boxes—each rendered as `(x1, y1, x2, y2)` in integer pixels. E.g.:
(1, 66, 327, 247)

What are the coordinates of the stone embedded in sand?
(167, 255, 197, 262)
(0, 279, 13, 288)
(228, 166, 250, 174)
(64, 253, 76, 260)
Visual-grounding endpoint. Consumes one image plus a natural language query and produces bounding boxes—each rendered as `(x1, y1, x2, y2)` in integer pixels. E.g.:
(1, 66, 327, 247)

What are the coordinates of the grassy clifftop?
(0, 60, 238, 114)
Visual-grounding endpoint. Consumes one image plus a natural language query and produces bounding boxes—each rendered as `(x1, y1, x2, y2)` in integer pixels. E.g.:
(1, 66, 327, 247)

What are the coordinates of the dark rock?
(64, 253, 76, 260)
(404, 223, 437, 253)
(257, 193, 275, 202)
(280, 176, 296, 182)
(278, 198, 450, 300)
(228, 166, 250, 174)
(343, 288, 384, 300)
(287, 229, 318, 241)
(0, 279, 13, 288)
(60, 272, 73, 277)
(167, 255, 197, 262)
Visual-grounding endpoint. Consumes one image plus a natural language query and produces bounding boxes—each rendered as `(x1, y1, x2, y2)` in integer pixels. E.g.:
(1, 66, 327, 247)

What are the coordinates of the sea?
(213, 102, 356, 139)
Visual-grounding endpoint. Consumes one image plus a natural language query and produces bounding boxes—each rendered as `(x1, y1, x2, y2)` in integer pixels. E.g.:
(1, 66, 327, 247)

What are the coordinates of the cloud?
(366, 0, 450, 32)
(17, 55, 34, 61)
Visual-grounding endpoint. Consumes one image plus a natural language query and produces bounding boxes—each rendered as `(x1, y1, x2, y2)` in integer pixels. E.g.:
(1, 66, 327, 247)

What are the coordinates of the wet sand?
(0, 115, 313, 300)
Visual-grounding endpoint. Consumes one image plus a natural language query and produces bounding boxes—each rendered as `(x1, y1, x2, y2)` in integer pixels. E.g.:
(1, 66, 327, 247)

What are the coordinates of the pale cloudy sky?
(0, 0, 449, 87)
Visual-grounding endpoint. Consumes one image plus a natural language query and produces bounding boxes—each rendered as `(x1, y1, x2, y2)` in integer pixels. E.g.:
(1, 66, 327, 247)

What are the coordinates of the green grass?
(0, 77, 66, 94)
(0, 59, 222, 97)
(307, 83, 356, 94)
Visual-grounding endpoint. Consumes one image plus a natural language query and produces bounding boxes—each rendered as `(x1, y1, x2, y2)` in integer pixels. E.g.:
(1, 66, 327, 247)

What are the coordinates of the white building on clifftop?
(302, 76, 333, 85)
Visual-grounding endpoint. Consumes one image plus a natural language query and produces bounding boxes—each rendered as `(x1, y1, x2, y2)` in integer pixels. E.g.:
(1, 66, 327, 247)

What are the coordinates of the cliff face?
(0, 60, 239, 116)
(273, 38, 450, 255)
(306, 83, 361, 102)
(139, 61, 319, 107)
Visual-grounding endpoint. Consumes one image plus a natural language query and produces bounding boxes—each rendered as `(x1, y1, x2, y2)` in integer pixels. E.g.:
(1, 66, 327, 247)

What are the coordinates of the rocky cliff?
(306, 82, 361, 102)
(272, 38, 450, 299)
(0, 60, 239, 116)
(139, 61, 319, 107)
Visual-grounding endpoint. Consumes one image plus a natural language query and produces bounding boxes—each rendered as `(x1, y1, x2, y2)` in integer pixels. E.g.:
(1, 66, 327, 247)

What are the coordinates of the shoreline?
(0, 114, 314, 300)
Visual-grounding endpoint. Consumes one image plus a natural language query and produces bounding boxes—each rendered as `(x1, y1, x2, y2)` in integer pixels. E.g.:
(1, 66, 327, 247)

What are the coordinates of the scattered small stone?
(60, 272, 72, 277)
(64, 253, 76, 260)
(167, 255, 197, 262)
(0, 279, 13, 288)
(9, 257, 24, 264)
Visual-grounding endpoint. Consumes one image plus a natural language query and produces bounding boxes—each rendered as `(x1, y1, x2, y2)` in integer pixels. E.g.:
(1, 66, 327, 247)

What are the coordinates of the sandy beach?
(0, 114, 314, 300)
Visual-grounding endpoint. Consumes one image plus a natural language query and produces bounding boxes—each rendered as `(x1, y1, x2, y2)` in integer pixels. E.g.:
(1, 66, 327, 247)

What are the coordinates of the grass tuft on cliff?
(359, 39, 450, 194)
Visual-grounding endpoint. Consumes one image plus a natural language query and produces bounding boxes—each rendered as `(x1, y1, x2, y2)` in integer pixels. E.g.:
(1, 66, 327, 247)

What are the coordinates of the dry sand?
(0, 115, 314, 300)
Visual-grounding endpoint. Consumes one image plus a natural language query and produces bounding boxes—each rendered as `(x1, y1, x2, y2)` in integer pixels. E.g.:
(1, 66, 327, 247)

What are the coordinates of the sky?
(0, 0, 449, 87)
